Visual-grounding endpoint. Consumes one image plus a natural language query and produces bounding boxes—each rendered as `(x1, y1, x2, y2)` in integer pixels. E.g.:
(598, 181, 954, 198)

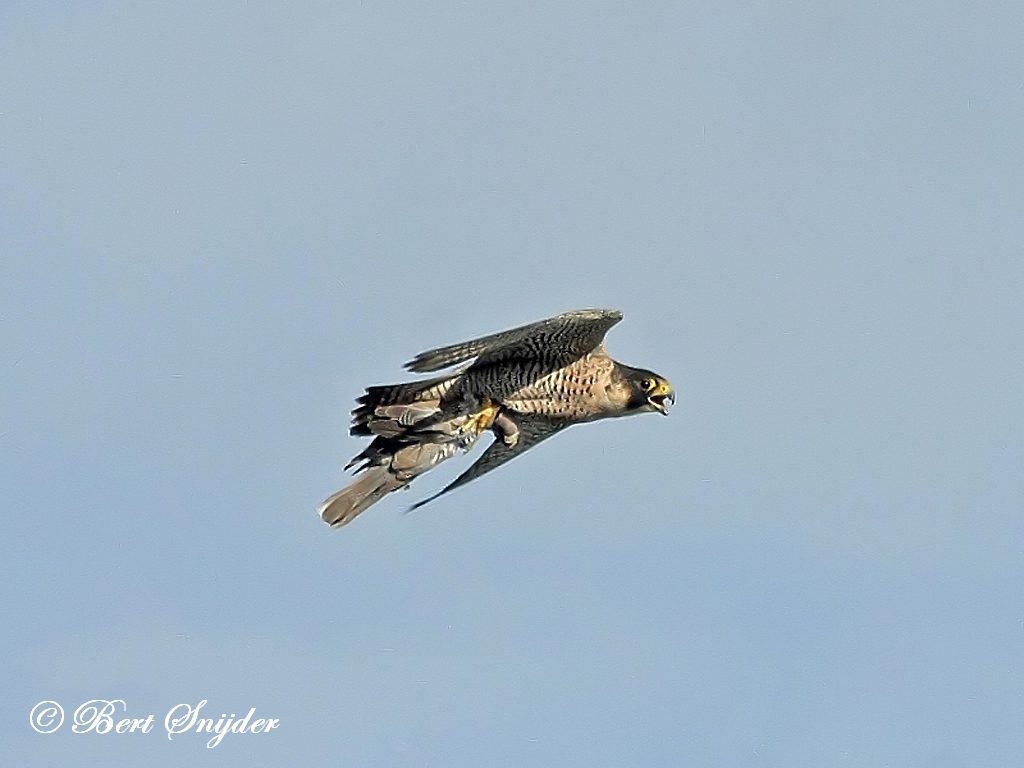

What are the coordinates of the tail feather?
(319, 466, 407, 528)
(322, 439, 464, 528)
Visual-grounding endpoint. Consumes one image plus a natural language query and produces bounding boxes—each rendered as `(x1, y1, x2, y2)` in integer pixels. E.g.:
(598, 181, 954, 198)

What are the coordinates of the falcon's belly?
(500, 354, 622, 421)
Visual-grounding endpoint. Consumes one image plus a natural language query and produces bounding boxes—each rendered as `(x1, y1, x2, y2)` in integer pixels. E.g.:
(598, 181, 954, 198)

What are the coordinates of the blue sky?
(3, 2, 1023, 765)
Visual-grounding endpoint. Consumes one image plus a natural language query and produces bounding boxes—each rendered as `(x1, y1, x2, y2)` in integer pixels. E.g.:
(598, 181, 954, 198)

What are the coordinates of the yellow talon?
(461, 397, 500, 435)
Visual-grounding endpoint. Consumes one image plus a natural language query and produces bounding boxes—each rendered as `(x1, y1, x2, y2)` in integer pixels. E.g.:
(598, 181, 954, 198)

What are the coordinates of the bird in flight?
(320, 309, 674, 527)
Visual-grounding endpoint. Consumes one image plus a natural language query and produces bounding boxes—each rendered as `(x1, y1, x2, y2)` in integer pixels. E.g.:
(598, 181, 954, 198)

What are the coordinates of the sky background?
(2, 1, 1023, 765)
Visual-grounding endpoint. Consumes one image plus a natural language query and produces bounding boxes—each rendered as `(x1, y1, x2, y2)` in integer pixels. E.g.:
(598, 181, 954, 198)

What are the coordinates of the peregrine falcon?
(319, 309, 674, 527)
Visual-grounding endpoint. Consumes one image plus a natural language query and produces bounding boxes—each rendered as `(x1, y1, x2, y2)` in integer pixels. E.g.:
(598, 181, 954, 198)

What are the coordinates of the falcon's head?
(625, 369, 675, 415)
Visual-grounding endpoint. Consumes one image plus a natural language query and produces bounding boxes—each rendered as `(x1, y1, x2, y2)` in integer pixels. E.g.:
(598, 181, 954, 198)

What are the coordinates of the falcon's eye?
(641, 377, 656, 391)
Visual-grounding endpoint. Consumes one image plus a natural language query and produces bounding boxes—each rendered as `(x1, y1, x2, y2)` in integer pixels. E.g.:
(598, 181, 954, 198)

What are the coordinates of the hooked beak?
(647, 380, 675, 415)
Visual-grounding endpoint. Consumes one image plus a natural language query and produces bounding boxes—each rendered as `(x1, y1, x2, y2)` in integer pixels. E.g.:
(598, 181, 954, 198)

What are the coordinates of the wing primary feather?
(407, 416, 569, 511)
(404, 309, 622, 373)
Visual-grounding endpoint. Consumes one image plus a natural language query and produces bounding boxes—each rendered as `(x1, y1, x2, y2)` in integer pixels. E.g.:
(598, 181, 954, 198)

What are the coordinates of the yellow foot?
(461, 397, 500, 436)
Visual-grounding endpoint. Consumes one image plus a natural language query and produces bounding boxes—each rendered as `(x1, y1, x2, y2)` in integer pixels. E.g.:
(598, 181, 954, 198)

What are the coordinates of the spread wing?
(404, 309, 623, 373)
(408, 416, 570, 511)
